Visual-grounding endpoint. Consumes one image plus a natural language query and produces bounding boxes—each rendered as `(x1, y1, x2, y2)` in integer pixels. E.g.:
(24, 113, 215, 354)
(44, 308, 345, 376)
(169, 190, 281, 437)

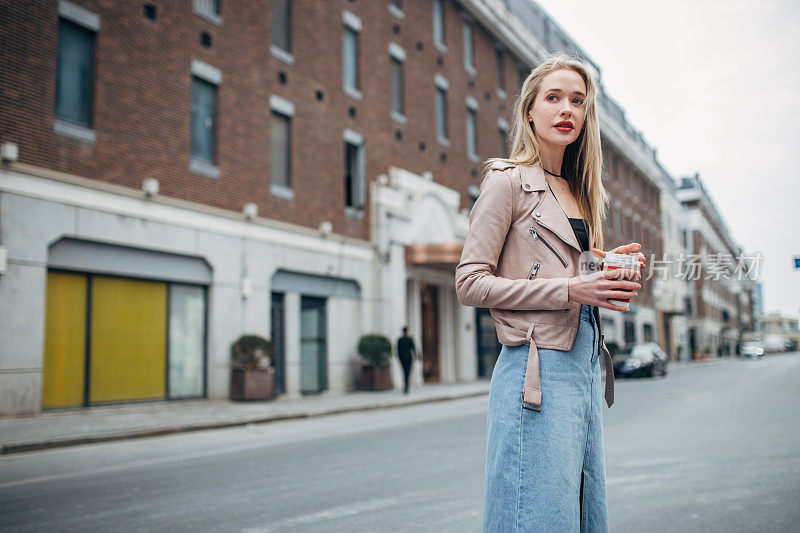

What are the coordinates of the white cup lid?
(603, 252, 640, 269)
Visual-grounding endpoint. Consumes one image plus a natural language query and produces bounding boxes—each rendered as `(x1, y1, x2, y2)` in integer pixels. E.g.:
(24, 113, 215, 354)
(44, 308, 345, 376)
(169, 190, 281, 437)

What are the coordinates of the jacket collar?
(519, 162, 548, 193)
(519, 163, 582, 254)
(488, 160, 584, 254)
(488, 159, 548, 192)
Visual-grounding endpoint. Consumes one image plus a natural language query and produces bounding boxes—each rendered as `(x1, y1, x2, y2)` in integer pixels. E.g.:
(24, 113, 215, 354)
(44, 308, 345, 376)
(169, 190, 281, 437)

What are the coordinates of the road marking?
(240, 498, 401, 532)
(0, 439, 274, 490)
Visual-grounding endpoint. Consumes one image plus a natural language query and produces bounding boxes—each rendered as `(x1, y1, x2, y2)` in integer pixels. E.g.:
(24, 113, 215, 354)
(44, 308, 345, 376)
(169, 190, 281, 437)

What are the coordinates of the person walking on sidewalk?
(397, 327, 418, 394)
(455, 52, 645, 532)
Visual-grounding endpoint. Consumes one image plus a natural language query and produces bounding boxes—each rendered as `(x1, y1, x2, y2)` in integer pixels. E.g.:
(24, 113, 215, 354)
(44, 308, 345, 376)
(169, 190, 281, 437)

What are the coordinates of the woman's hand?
(590, 242, 646, 271)
(568, 267, 642, 312)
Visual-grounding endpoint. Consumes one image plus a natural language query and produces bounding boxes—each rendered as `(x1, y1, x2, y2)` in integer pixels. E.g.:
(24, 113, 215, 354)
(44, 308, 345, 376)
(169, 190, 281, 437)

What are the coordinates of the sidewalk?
(0, 381, 491, 455)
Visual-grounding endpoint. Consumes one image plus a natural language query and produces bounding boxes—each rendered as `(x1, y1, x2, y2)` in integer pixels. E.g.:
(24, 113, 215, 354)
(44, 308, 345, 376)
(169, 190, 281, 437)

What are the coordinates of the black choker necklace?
(543, 167, 562, 178)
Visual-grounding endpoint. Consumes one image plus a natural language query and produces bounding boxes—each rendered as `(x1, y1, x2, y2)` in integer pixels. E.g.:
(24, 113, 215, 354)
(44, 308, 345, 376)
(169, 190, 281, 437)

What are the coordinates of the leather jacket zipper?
(529, 227, 568, 268)
(528, 261, 541, 279)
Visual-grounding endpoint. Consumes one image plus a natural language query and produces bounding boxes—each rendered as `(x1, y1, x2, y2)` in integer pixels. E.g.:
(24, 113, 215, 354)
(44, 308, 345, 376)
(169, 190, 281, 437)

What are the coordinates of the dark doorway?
(624, 320, 636, 347)
(643, 323, 653, 342)
(476, 308, 501, 378)
(420, 282, 440, 383)
(663, 314, 673, 360)
(270, 291, 286, 394)
(300, 296, 327, 394)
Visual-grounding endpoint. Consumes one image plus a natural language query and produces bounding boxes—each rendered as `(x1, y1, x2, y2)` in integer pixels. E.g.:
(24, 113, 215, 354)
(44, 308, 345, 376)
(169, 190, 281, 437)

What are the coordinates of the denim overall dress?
(482, 301, 608, 532)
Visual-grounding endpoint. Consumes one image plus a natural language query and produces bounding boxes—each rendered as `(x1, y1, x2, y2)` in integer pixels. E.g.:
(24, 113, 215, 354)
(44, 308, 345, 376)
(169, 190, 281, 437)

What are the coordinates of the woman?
(455, 52, 646, 532)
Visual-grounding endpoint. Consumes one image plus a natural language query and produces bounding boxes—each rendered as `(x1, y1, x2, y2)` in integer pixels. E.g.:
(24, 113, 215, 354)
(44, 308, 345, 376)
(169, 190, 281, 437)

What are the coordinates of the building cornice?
(0, 162, 373, 260)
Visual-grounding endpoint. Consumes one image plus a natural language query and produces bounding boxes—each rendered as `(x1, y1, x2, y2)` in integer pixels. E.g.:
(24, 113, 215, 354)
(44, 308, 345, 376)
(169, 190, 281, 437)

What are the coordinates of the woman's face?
(528, 68, 587, 151)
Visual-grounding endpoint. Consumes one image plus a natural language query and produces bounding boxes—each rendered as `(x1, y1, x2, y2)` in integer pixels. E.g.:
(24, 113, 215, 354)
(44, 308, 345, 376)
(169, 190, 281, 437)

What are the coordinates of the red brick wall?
(1, 0, 524, 241)
(601, 148, 662, 307)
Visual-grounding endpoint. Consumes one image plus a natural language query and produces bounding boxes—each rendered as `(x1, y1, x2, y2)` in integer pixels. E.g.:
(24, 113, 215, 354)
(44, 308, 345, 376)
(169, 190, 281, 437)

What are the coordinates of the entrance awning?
(404, 243, 463, 269)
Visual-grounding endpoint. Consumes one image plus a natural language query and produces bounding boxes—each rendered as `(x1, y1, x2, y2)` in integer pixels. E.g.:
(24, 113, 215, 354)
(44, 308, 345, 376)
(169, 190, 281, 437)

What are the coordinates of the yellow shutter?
(42, 271, 88, 408)
(89, 276, 167, 403)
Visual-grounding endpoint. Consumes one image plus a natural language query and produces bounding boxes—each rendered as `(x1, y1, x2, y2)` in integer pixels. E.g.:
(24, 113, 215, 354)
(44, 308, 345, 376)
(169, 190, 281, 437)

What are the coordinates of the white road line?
(0, 439, 281, 490)
(240, 498, 401, 532)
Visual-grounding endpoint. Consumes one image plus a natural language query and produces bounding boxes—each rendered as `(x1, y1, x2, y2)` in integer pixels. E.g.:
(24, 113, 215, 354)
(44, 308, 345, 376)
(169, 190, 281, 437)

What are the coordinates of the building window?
(389, 43, 405, 120)
(344, 130, 366, 211)
(436, 87, 448, 145)
(469, 185, 480, 210)
(496, 47, 505, 93)
(624, 320, 636, 346)
(389, 0, 404, 18)
(342, 13, 361, 98)
(614, 205, 622, 238)
(55, 18, 96, 128)
(433, 0, 445, 49)
(462, 19, 475, 74)
(466, 97, 478, 162)
(194, 0, 221, 25)
(435, 75, 449, 146)
(518, 66, 528, 93)
(466, 108, 477, 158)
(272, 0, 291, 53)
(196, 0, 218, 15)
(390, 57, 404, 115)
(643, 324, 653, 342)
(191, 76, 217, 166)
(271, 111, 291, 190)
(498, 126, 508, 158)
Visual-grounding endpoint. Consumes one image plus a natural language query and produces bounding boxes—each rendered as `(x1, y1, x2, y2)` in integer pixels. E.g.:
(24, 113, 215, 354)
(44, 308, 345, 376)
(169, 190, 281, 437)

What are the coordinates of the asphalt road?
(1, 352, 798, 532)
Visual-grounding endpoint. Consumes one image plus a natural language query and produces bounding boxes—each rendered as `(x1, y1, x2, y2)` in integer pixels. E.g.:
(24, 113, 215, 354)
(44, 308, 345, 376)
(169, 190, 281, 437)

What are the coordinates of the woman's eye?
(547, 94, 557, 102)
(573, 98, 584, 105)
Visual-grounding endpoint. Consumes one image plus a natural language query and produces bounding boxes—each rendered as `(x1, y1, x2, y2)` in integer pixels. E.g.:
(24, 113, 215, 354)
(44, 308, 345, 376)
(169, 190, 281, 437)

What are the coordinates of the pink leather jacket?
(455, 160, 614, 411)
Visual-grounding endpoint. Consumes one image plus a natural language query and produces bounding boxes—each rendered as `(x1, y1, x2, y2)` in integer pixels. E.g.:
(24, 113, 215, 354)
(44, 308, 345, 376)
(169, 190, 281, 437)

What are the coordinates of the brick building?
(677, 173, 753, 357)
(3, 0, 553, 414)
(0, 0, 747, 415)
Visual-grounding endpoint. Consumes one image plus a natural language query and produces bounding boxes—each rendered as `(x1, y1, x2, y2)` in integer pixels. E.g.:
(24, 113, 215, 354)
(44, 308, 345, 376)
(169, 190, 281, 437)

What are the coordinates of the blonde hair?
(482, 52, 608, 250)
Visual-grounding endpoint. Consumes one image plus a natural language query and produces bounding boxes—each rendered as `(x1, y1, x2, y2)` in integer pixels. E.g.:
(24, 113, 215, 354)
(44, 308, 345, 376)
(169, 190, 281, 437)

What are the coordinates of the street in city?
(1, 353, 798, 532)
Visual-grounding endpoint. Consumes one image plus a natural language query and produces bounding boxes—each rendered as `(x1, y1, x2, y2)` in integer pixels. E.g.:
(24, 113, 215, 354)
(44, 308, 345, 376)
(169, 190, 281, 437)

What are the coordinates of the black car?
(613, 342, 668, 378)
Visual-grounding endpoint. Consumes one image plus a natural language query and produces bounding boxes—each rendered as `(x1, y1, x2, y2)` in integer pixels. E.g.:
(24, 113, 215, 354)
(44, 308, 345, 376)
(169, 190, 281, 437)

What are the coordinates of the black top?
(568, 217, 590, 252)
(547, 181, 590, 253)
(397, 335, 416, 361)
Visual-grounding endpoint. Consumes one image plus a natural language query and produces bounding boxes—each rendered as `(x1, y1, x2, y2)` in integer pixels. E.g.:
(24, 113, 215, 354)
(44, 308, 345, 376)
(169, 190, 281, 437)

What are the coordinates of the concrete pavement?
(0, 381, 490, 455)
(0, 356, 728, 456)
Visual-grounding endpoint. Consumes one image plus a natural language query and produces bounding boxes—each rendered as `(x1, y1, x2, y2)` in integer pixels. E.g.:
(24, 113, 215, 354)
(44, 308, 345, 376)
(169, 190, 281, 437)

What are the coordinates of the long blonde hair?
(482, 52, 607, 250)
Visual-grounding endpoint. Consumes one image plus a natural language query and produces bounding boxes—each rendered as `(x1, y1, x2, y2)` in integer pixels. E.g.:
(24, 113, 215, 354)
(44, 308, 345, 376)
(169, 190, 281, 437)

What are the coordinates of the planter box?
(360, 364, 393, 391)
(230, 367, 275, 401)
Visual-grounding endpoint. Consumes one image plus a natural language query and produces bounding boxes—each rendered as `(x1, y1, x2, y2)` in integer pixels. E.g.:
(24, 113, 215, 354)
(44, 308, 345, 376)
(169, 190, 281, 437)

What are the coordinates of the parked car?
(613, 342, 668, 378)
(763, 334, 792, 353)
(740, 341, 765, 358)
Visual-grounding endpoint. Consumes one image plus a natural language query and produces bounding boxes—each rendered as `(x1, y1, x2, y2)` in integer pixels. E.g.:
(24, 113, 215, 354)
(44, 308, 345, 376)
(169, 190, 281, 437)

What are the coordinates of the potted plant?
(230, 334, 275, 401)
(357, 334, 394, 391)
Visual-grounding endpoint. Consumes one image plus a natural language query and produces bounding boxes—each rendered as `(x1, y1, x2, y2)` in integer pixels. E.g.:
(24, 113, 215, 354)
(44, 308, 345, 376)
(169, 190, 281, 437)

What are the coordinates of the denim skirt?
(482, 304, 608, 532)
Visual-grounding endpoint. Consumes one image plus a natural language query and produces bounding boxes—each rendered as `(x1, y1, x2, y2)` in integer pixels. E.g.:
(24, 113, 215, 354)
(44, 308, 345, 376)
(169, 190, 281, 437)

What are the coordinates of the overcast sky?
(534, 0, 800, 319)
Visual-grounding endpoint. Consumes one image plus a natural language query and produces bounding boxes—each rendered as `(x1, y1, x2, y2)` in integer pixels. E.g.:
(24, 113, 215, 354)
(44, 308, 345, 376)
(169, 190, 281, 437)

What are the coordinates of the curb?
(0, 388, 489, 456)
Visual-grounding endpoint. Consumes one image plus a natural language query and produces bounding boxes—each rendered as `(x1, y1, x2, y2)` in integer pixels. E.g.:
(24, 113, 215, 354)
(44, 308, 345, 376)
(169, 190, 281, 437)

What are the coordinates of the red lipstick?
(554, 120, 573, 132)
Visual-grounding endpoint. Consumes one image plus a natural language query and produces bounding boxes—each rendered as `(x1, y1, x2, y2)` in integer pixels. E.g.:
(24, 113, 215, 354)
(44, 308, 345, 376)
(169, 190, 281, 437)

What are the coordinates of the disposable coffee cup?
(603, 252, 641, 310)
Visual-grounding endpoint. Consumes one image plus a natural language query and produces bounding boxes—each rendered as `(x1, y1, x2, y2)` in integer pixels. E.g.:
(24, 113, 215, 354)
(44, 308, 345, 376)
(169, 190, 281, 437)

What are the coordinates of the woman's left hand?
(590, 242, 646, 271)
